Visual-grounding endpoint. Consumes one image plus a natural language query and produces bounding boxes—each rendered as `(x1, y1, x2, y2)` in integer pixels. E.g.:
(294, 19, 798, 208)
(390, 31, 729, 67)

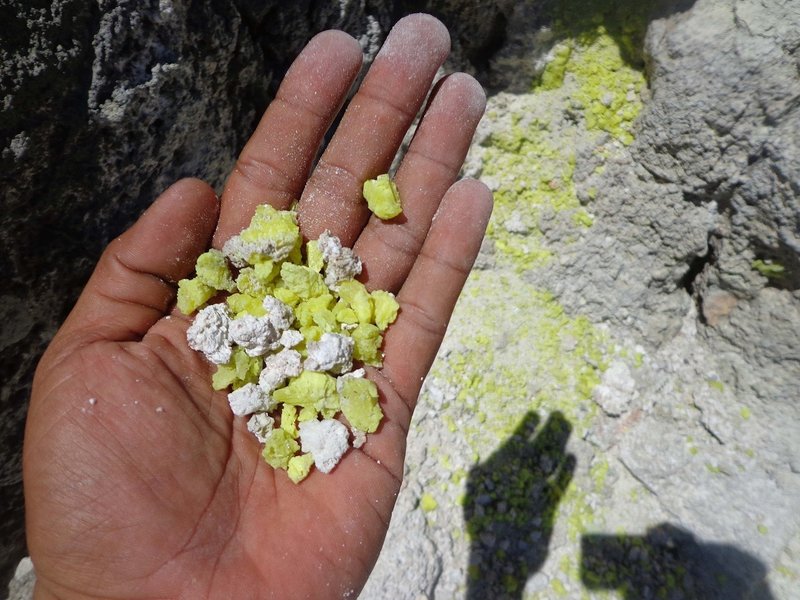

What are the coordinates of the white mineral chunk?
(228, 383, 272, 416)
(593, 360, 637, 416)
(259, 349, 303, 393)
(351, 427, 367, 449)
(279, 328, 304, 349)
(247, 412, 275, 443)
(222, 233, 293, 268)
(262, 295, 294, 331)
(304, 332, 354, 374)
(186, 303, 232, 365)
(229, 315, 279, 357)
(299, 418, 350, 473)
(318, 230, 362, 287)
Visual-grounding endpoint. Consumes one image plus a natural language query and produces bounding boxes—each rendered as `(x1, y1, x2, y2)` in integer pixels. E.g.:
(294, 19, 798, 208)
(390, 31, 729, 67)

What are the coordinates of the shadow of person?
(582, 523, 776, 599)
(463, 410, 576, 599)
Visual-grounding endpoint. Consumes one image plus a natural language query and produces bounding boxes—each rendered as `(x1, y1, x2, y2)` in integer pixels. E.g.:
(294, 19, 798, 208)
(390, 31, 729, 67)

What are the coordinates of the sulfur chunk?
(306, 240, 324, 273)
(287, 453, 315, 484)
(351, 323, 383, 366)
(261, 428, 300, 470)
(297, 405, 318, 422)
(228, 382, 271, 416)
(317, 231, 362, 287)
(281, 404, 298, 437)
(300, 325, 322, 347)
(271, 286, 300, 308)
(258, 349, 302, 393)
(299, 419, 350, 474)
(332, 300, 358, 325)
(280, 263, 327, 300)
(304, 333, 354, 374)
(363, 174, 402, 220)
(339, 377, 383, 433)
(247, 412, 275, 443)
(229, 315, 279, 357)
(236, 268, 269, 297)
(337, 279, 373, 323)
(195, 249, 236, 292)
(272, 371, 339, 416)
(312, 309, 337, 333)
(295, 293, 334, 328)
(212, 346, 263, 390)
(262, 295, 295, 331)
(253, 259, 279, 283)
(223, 204, 300, 267)
(187, 303, 232, 364)
(177, 278, 216, 315)
(371, 290, 400, 331)
(226, 293, 267, 317)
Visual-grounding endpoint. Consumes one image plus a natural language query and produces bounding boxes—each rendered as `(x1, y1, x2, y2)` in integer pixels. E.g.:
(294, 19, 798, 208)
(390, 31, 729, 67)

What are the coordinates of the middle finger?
(297, 14, 450, 243)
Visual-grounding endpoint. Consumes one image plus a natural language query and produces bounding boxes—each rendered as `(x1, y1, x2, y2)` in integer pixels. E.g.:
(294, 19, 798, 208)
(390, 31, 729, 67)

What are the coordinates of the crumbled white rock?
(259, 349, 303, 393)
(228, 383, 273, 416)
(222, 234, 293, 268)
(229, 315, 279, 357)
(593, 360, 637, 416)
(186, 303, 232, 365)
(304, 333, 354, 374)
(279, 328, 304, 349)
(299, 418, 350, 473)
(247, 412, 275, 443)
(262, 295, 294, 331)
(351, 427, 367, 449)
(336, 368, 366, 393)
(318, 230, 362, 287)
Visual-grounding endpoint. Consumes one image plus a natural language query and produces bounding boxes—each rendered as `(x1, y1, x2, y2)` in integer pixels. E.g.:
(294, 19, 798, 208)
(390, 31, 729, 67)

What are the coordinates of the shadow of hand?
(463, 410, 576, 599)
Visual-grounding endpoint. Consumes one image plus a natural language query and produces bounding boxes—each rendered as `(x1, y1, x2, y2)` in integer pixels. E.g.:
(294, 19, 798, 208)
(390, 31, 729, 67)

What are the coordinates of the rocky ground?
(5, 0, 799, 598)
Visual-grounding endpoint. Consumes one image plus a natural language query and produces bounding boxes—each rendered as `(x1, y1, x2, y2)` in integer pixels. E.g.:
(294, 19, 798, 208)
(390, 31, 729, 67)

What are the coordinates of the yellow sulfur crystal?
(363, 174, 403, 219)
(339, 377, 383, 433)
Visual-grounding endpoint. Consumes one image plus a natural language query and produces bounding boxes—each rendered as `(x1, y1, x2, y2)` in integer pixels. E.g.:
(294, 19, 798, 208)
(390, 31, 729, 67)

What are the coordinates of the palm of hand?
(24, 15, 491, 600)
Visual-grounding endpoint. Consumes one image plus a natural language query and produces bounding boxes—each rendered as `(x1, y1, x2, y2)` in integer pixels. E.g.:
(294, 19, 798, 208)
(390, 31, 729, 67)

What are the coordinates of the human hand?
(24, 14, 491, 600)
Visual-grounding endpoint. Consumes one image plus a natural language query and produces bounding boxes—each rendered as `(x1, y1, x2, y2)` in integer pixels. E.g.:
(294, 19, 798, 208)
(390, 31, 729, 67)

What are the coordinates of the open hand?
(24, 14, 492, 600)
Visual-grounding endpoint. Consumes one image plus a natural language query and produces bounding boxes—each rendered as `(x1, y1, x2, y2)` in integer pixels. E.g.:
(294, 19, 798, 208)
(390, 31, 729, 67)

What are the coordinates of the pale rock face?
(186, 303, 232, 365)
(299, 418, 350, 474)
(229, 314, 279, 357)
(222, 233, 293, 268)
(592, 360, 637, 417)
(304, 333, 354, 374)
(259, 349, 303, 393)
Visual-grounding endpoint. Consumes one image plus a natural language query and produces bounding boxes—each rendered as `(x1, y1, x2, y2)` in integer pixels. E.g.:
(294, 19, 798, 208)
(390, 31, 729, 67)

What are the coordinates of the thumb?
(61, 178, 219, 343)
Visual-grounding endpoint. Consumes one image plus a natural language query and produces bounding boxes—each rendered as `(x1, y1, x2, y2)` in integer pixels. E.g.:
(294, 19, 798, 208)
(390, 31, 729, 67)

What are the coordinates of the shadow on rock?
(581, 523, 775, 599)
(464, 411, 575, 599)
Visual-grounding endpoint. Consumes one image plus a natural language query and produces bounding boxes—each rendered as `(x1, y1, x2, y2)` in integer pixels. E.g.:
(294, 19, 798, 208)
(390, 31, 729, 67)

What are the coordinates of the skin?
(25, 14, 492, 600)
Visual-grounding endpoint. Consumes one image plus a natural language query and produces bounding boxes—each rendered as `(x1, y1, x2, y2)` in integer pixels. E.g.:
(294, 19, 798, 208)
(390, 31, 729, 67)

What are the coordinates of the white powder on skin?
(186, 303, 233, 365)
(299, 419, 350, 474)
